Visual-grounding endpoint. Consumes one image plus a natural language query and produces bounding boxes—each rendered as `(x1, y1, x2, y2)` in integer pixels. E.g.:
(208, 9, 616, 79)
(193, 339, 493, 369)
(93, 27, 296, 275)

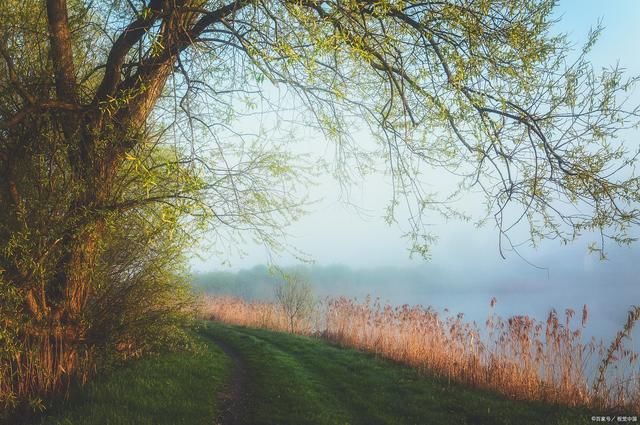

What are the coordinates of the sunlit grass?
(12, 337, 230, 425)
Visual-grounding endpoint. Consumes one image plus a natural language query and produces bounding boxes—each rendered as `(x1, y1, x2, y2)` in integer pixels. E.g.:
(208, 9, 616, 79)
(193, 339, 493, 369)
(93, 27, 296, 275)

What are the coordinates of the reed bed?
(199, 295, 314, 334)
(200, 295, 640, 414)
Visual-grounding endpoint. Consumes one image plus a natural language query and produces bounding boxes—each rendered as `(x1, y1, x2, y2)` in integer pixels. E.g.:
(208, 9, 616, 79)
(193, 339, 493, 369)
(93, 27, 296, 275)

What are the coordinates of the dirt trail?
(212, 337, 249, 425)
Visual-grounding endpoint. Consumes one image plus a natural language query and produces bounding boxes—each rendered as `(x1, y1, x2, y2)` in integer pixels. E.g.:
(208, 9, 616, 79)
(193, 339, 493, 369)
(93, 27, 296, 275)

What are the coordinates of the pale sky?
(191, 0, 640, 281)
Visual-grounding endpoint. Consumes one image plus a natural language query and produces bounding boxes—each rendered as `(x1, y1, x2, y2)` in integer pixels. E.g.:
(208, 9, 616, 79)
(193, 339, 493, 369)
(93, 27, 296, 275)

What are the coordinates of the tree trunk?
(9, 164, 109, 402)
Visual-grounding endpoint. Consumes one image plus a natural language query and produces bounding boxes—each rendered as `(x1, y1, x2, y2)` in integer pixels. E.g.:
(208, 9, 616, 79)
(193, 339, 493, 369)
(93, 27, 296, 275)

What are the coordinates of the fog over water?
(194, 245, 639, 344)
(191, 0, 640, 344)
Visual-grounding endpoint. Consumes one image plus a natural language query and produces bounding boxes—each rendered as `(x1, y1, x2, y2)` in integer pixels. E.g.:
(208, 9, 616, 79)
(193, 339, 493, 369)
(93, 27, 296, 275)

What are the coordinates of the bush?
(274, 275, 316, 333)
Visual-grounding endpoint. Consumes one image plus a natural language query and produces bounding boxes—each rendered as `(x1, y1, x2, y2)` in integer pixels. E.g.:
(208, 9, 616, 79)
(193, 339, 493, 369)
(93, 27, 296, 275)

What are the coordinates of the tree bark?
(46, 0, 77, 104)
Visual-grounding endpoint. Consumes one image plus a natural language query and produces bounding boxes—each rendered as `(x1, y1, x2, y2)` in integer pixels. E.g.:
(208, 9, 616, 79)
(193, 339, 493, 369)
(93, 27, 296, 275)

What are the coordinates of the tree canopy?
(1, 0, 639, 410)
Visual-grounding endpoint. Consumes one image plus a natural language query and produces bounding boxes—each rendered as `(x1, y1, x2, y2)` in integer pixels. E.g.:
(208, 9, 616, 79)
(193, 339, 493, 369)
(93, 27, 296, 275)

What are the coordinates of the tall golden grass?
(199, 296, 316, 334)
(200, 295, 640, 413)
(0, 324, 96, 411)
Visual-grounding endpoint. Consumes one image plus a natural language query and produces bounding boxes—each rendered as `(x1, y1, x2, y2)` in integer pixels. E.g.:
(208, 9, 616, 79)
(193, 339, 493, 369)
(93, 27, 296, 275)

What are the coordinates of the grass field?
(16, 336, 230, 425)
(17, 322, 597, 425)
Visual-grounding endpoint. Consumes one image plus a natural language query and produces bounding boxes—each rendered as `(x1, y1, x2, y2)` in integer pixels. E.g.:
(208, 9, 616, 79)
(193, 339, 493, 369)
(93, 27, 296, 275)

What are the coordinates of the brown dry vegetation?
(200, 295, 640, 414)
(200, 296, 316, 335)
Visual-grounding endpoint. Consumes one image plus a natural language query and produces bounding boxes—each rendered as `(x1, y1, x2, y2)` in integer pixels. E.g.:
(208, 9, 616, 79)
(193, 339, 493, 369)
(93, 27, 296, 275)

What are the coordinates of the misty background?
(190, 0, 640, 344)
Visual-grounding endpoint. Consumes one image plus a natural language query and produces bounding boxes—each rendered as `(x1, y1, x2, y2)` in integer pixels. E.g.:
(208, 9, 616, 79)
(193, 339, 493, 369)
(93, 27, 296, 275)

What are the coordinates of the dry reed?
(199, 295, 314, 334)
(0, 333, 93, 411)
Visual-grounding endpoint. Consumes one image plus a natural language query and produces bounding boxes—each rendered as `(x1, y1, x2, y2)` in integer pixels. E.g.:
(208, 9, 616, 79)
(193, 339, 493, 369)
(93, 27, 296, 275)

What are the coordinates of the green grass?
(14, 322, 596, 424)
(200, 322, 594, 425)
(23, 336, 230, 425)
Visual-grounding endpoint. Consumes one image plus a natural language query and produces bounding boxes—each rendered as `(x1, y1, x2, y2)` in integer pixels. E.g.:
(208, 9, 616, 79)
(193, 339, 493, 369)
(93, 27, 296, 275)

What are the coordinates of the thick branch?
(93, 0, 164, 104)
(115, 0, 252, 130)
(189, 0, 248, 38)
(0, 100, 84, 129)
(46, 0, 78, 103)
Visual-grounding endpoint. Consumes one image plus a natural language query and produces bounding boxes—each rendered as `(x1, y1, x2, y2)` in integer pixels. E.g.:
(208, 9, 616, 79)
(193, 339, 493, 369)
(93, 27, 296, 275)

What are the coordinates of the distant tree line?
(191, 264, 451, 300)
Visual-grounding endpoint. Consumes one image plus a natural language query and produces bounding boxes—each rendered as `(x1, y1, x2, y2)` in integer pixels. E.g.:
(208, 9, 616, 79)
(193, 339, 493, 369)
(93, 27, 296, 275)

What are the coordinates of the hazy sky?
(191, 0, 640, 284)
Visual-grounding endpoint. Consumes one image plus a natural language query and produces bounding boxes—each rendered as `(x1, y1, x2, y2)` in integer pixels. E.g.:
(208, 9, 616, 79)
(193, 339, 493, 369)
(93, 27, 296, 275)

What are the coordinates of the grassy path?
(20, 322, 595, 425)
(209, 335, 249, 425)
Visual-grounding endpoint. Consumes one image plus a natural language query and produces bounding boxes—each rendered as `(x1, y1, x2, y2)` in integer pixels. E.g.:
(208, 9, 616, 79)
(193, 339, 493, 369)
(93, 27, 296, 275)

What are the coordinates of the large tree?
(1, 0, 639, 406)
